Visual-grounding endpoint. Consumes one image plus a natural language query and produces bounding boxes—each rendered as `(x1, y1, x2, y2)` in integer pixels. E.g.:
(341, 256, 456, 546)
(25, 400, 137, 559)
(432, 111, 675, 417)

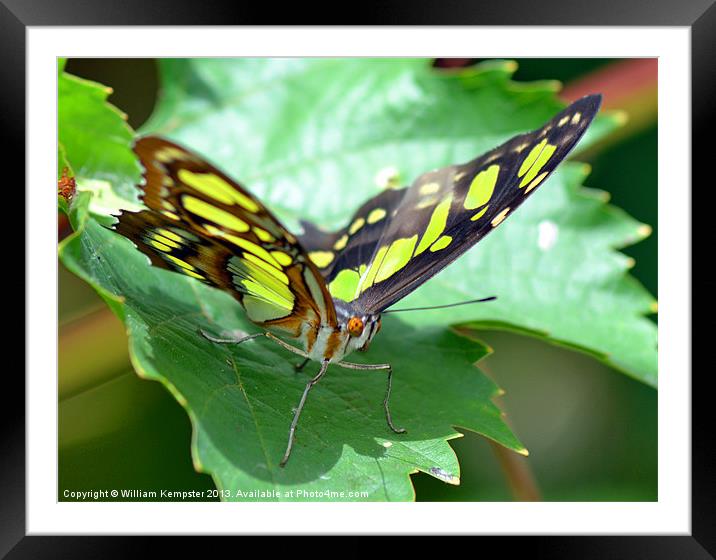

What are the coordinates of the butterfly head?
(334, 301, 382, 355)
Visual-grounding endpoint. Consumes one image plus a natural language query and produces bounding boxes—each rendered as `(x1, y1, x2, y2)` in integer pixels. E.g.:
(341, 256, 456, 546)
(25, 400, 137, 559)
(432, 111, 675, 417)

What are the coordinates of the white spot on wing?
(374, 166, 400, 189)
(537, 220, 559, 251)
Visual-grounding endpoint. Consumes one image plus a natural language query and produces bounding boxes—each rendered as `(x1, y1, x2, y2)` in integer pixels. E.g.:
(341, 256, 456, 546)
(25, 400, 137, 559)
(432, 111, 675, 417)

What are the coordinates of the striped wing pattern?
(115, 137, 336, 335)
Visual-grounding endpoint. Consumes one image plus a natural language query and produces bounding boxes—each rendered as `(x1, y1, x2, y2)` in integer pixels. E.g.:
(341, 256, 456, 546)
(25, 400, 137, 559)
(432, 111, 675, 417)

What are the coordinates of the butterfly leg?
(294, 358, 310, 372)
(202, 330, 312, 366)
(199, 328, 265, 345)
(336, 361, 407, 435)
(280, 360, 329, 468)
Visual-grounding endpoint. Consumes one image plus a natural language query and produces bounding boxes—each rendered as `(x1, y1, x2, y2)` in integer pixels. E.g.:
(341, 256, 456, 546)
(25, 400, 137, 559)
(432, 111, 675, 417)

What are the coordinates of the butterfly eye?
(347, 317, 364, 337)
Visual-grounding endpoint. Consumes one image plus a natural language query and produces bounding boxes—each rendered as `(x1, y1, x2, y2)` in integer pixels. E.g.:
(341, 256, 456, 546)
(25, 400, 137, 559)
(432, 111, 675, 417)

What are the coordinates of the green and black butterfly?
(114, 94, 601, 466)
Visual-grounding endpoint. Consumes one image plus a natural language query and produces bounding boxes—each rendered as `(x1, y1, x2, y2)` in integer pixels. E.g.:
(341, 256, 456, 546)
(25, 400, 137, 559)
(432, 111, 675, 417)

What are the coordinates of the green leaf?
(60, 194, 525, 501)
(141, 58, 656, 385)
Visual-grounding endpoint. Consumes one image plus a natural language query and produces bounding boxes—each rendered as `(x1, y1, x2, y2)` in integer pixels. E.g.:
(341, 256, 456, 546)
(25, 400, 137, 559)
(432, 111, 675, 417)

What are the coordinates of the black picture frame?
(9, 0, 710, 555)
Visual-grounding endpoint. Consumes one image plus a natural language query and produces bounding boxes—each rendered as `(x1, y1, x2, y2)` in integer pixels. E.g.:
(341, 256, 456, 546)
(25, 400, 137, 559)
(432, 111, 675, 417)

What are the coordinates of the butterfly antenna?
(382, 296, 497, 314)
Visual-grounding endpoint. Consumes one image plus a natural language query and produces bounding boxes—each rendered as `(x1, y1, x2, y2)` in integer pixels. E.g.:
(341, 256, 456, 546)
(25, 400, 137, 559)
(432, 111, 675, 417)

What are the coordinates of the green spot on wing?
(518, 139, 546, 178)
(464, 165, 499, 210)
(375, 235, 419, 283)
(329, 268, 361, 302)
(415, 196, 452, 256)
(520, 143, 556, 187)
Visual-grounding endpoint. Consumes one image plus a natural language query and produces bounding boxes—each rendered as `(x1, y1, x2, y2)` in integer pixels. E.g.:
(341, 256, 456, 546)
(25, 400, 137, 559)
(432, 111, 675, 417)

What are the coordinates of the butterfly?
(113, 94, 601, 466)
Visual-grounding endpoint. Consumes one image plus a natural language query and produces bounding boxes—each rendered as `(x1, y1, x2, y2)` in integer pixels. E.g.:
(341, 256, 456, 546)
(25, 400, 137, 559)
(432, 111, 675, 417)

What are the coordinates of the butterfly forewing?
(115, 137, 337, 334)
(300, 95, 602, 313)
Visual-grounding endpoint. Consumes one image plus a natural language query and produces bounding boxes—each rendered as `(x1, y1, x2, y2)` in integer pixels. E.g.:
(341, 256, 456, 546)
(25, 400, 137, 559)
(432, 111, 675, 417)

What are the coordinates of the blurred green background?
(59, 58, 657, 501)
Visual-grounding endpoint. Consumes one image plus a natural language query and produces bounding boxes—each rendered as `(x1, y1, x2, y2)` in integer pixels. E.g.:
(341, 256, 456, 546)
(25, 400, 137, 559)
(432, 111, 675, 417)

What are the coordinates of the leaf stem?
(487, 440, 541, 501)
(479, 359, 542, 501)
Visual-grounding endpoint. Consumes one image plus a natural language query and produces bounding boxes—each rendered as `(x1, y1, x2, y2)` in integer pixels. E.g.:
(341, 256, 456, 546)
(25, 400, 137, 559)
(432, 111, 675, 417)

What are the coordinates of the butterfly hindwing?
(300, 95, 602, 313)
(115, 137, 337, 334)
(299, 186, 408, 278)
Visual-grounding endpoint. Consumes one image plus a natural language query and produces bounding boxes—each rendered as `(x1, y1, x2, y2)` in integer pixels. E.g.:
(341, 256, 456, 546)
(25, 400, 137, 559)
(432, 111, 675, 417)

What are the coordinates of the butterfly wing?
(299, 186, 408, 278)
(114, 136, 337, 335)
(300, 94, 602, 313)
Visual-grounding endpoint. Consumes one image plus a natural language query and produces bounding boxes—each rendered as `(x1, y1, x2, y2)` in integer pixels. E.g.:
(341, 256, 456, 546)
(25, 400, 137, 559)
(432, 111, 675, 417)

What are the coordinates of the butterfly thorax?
(299, 300, 381, 363)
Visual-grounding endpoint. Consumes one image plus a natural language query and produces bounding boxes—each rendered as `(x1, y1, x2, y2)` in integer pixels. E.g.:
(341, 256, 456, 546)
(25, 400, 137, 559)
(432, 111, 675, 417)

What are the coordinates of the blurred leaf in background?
(58, 57, 657, 502)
